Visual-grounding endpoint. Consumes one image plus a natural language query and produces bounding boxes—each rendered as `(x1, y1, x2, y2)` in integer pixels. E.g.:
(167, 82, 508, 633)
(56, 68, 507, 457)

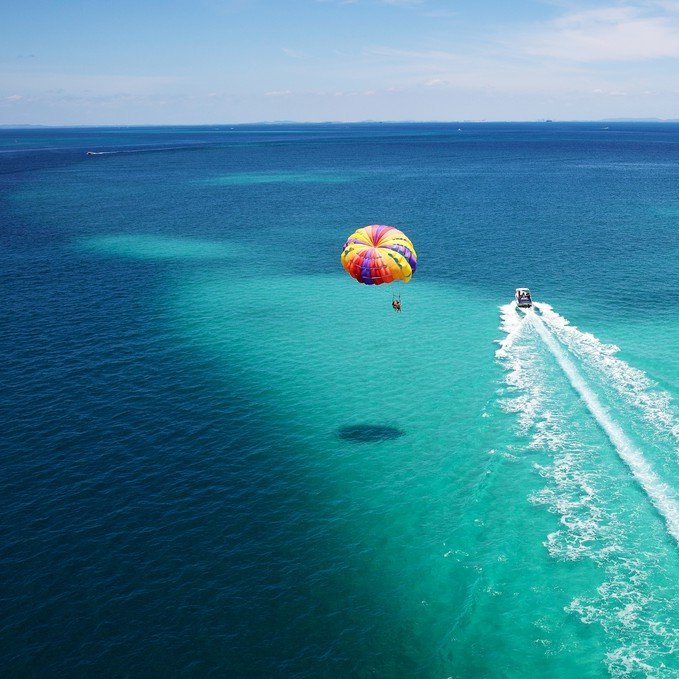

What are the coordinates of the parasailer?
(340, 225, 417, 298)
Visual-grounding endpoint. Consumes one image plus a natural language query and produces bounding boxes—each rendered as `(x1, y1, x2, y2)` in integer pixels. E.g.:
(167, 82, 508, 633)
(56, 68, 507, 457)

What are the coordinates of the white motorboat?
(515, 288, 532, 308)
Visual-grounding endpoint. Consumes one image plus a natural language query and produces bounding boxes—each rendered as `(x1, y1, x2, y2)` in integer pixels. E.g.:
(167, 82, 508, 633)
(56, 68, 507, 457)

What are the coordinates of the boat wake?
(495, 301, 679, 676)
(528, 310, 679, 543)
(535, 303, 679, 449)
(84, 143, 211, 157)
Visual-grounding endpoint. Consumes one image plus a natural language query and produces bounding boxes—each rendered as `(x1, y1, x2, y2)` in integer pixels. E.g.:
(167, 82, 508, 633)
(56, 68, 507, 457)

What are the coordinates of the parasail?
(340, 224, 417, 286)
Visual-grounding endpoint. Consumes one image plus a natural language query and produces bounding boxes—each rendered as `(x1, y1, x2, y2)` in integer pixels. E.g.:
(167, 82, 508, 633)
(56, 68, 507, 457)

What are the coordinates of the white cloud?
(520, 4, 679, 62)
(265, 89, 293, 96)
(593, 88, 628, 96)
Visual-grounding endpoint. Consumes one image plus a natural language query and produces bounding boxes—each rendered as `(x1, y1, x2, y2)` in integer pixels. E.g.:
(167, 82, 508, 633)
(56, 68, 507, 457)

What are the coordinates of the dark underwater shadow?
(337, 424, 405, 443)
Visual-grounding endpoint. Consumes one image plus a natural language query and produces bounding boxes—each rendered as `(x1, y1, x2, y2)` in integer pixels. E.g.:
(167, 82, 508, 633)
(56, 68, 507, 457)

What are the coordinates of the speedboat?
(515, 288, 532, 308)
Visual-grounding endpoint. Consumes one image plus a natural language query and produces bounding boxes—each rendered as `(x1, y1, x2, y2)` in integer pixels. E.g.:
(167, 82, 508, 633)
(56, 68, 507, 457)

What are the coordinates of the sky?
(2, 0, 679, 125)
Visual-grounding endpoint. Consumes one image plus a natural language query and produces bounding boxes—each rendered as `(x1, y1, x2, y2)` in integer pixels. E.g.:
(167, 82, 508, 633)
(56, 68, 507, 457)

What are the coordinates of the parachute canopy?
(340, 224, 417, 286)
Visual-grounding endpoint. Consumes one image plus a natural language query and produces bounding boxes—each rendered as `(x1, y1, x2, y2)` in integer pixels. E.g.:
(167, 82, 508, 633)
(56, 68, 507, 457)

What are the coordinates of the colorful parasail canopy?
(340, 224, 417, 286)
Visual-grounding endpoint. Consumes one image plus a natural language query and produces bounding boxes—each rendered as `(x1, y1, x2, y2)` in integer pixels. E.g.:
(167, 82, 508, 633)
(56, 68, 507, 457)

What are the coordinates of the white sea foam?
(496, 303, 542, 432)
(497, 310, 607, 559)
(531, 450, 607, 561)
(533, 446, 678, 678)
(495, 302, 526, 359)
(568, 553, 679, 678)
(528, 312, 679, 544)
(535, 303, 679, 448)
(497, 302, 679, 676)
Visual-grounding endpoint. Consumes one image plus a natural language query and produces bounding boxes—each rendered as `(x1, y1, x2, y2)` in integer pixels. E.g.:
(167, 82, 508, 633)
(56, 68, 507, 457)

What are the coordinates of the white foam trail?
(535, 302, 679, 446)
(497, 304, 679, 671)
(495, 302, 527, 359)
(527, 312, 679, 543)
(495, 302, 542, 431)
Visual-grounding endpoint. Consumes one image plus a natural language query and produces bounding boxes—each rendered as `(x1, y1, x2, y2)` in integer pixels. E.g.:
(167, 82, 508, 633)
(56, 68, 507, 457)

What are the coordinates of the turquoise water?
(1, 123, 677, 677)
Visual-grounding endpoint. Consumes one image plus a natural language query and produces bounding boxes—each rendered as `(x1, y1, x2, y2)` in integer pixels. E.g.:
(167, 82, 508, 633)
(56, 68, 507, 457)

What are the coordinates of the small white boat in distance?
(515, 288, 532, 308)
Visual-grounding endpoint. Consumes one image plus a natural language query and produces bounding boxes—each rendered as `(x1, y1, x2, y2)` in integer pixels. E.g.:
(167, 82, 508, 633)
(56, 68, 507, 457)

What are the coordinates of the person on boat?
(392, 299, 402, 312)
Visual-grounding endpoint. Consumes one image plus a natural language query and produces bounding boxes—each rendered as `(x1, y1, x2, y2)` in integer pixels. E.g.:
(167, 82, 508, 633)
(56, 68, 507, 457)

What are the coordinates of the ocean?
(1, 123, 677, 677)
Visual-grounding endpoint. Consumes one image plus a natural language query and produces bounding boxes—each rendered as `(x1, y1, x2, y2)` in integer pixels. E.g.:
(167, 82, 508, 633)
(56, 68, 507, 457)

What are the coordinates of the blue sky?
(2, 0, 679, 124)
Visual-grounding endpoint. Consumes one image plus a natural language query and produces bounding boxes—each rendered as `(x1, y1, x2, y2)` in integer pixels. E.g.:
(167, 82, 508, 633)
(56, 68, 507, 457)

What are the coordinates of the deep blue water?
(1, 123, 678, 677)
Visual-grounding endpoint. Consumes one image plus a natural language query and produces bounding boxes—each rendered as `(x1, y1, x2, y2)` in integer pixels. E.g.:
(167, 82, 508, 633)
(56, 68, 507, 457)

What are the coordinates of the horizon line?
(3, 118, 679, 129)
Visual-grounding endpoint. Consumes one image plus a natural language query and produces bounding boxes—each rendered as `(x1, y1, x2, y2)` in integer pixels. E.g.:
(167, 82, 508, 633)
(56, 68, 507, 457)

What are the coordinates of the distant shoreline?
(2, 119, 679, 130)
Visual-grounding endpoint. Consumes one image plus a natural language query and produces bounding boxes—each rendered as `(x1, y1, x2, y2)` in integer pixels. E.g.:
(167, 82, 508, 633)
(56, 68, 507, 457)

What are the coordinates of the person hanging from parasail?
(340, 224, 417, 311)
